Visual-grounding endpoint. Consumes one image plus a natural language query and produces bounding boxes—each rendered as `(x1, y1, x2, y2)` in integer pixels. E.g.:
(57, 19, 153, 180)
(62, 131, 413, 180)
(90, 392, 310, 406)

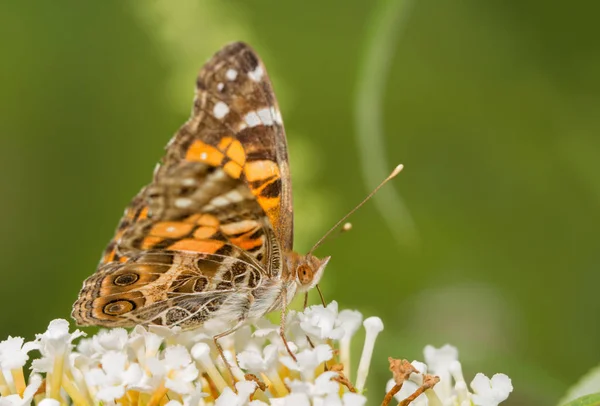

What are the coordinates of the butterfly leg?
(279, 288, 297, 362)
(301, 292, 316, 349)
(213, 320, 246, 388)
(316, 284, 327, 306)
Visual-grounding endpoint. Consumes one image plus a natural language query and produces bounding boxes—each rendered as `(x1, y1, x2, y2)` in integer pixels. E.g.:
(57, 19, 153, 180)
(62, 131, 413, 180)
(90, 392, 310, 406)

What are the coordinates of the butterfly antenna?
(307, 164, 404, 256)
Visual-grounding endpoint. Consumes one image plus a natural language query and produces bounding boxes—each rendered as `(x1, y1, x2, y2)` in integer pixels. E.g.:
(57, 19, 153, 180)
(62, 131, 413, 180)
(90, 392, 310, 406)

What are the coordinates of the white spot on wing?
(244, 111, 261, 127)
(257, 107, 274, 126)
(226, 69, 238, 81)
(175, 198, 193, 208)
(182, 178, 196, 186)
(166, 226, 176, 233)
(200, 152, 208, 160)
(248, 65, 264, 82)
(211, 196, 229, 207)
(212, 169, 226, 180)
(271, 107, 283, 124)
(166, 134, 177, 148)
(225, 190, 244, 203)
(213, 101, 230, 119)
(217, 82, 224, 92)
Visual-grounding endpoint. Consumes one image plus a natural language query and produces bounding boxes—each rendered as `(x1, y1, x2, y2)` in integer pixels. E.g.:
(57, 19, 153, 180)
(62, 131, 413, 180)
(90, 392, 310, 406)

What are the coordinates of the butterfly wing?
(166, 42, 293, 250)
(72, 42, 292, 329)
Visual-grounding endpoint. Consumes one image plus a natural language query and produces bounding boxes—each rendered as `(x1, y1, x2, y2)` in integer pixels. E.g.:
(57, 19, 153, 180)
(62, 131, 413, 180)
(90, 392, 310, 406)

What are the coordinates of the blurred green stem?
(354, 0, 417, 246)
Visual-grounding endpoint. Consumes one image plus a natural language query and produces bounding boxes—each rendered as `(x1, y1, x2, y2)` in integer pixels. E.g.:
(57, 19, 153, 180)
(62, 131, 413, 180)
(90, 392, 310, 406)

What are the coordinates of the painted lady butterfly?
(72, 42, 401, 356)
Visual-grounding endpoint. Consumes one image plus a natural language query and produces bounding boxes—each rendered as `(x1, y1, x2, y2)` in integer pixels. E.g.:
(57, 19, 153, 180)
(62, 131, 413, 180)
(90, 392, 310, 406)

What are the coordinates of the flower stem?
(425, 389, 443, 406)
(340, 337, 352, 380)
(148, 381, 168, 406)
(0, 371, 11, 397)
(66, 369, 93, 406)
(61, 373, 91, 406)
(266, 369, 289, 397)
(127, 390, 139, 405)
(50, 355, 65, 400)
(10, 368, 26, 396)
(198, 357, 229, 393)
(356, 317, 384, 392)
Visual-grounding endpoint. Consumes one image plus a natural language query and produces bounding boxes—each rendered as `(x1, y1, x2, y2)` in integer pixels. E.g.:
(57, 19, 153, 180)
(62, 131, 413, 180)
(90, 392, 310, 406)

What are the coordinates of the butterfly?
(72, 42, 331, 344)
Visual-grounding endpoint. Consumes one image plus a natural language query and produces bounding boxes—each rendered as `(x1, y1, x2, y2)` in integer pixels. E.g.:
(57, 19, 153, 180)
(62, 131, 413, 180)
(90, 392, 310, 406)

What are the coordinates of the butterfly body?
(72, 42, 329, 331)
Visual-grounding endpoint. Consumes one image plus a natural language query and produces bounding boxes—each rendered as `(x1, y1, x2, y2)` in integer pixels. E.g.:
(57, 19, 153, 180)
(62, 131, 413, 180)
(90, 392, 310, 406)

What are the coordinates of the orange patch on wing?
(258, 196, 280, 211)
(185, 140, 224, 166)
(244, 160, 279, 182)
(184, 214, 202, 223)
(218, 136, 234, 151)
(150, 221, 194, 238)
(226, 140, 246, 165)
(193, 226, 218, 239)
(137, 206, 149, 220)
(231, 236, 263, 251)
(224, 161, 243, 179)
(197, 214, 220, 227)
(103, 249, 116, 263)
(220, 220, 258, 236)
(168, 239, 224, 253)
(141, 236, 164, 250)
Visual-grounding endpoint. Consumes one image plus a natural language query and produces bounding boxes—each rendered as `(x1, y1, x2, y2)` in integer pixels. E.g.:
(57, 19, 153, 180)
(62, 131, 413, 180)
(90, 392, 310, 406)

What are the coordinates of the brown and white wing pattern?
(72, 42, 293, 329)
(165, 42, 293, 250)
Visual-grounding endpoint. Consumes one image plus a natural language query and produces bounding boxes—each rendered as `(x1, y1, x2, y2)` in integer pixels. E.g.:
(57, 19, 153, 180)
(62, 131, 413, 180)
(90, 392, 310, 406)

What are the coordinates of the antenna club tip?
(342, 222, 353, 231)
(391, 164, 404, 177)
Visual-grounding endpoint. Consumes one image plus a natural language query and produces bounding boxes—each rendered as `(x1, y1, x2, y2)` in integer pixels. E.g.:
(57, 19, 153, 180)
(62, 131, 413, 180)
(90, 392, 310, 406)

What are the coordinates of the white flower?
(90, 328, 129, 355)
(298, 301, 345, 340)
(85, 351, 144, 401)
(0, 374, 42, 406)
(470, 373, 513, 406)
(0, 302, 512, 405)
(323, 392, 368, 406)
(252, 318, 281, 339)
(385, 361, 429, 406)
(0, 337, 38, 370)
(355, 316, 384, 392)
(37, 400, 60, 406)
(129, 325, 164, 366)
(32, 319, 83, 376)
(270, 393, 310, 406)
(424, 344, 458, 376)
(214, 380, 257, 406)
(287, 371, 340, 398)
(148, 345, 198, 395)
(337, 310, 363, 380)
(277, 374, 368, 406)
(35, 319, 85, 357)
(338, 310, 363, 340)
(281, 344, 333, 380)
(237, 344, 279, 373)
(424, 344, 458, 400)
(386, 378, 426, 406)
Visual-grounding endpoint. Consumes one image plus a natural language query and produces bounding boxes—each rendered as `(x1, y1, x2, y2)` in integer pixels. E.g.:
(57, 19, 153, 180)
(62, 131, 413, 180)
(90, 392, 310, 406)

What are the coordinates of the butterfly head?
(287, 253, 330, 293)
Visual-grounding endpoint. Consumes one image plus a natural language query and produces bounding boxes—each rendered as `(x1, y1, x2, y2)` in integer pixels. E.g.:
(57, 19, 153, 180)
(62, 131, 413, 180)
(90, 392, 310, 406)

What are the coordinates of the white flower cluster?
(384, 345, 513, 406)
(0, 302, 512, 405)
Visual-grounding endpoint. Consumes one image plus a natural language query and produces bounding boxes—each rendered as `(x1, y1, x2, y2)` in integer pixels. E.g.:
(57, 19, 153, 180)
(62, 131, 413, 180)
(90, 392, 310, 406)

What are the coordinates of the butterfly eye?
(297, 264, 314, 285)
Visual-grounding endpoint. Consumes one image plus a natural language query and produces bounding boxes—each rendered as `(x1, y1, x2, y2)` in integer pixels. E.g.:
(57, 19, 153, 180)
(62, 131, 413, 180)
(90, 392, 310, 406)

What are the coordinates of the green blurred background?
(1, 1, 599, 405)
